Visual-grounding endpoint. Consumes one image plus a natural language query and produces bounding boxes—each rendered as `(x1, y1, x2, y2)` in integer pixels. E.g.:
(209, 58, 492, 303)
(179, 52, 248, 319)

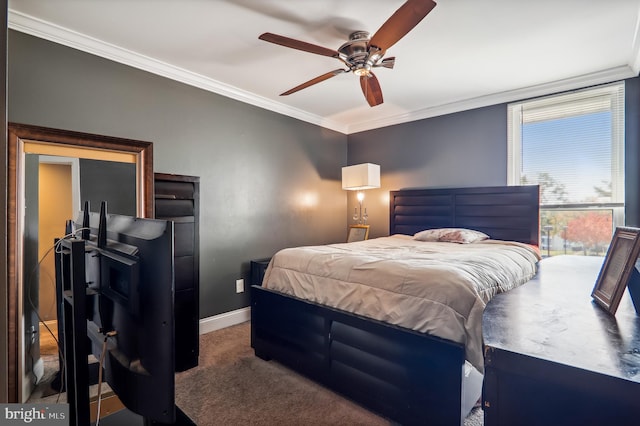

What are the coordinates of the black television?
(56, 202, 194, 425)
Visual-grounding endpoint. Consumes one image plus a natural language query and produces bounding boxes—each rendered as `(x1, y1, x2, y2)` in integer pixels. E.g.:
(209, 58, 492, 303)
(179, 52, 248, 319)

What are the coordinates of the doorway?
(25, 160, 74, 401)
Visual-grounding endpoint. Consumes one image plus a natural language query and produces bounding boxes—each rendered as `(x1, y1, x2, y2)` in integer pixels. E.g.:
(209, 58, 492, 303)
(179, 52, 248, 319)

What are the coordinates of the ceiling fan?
(259, 0, 437, 107)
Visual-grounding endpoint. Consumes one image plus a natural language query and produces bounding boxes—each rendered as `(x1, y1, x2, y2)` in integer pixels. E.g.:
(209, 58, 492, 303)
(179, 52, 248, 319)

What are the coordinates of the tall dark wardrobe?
(154, 173, 200, 371)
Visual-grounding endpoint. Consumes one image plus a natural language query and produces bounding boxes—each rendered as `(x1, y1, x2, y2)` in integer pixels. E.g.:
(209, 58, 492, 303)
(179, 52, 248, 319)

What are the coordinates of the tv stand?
(56, 238, 92, 426)
(55, 237, 196, 426)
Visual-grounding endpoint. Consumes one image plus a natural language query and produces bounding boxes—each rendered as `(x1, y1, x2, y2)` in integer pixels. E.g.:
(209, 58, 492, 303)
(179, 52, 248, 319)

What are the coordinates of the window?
(508, 82, 625, 257)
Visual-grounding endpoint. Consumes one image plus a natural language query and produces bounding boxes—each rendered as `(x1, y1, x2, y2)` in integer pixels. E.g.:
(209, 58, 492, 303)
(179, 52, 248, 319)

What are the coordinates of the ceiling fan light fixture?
(354, 66, 370, 77)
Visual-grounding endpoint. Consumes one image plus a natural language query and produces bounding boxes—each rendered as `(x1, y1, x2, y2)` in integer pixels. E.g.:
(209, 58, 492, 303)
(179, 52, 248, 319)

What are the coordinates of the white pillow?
(413, 228, 490, 244)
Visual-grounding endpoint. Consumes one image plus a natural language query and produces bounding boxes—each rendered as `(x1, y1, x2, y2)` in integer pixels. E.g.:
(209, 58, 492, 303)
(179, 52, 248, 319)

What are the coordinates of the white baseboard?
(35, 310, 249, 339)
(199, 307, 251, 335)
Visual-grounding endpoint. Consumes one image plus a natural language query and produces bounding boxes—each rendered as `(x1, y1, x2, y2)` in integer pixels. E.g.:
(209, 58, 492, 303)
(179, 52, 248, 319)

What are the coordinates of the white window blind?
(508, 82, 625, 208)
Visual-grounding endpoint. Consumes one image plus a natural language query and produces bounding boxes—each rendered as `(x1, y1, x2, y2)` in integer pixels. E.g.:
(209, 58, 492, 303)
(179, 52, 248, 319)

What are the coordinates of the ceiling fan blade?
(369, 0, 437, 54)
(259, 32, 340, 58)
(281, 69, 346, 96)
(360, 72, 384, 107)
(374, 57, 395, 69)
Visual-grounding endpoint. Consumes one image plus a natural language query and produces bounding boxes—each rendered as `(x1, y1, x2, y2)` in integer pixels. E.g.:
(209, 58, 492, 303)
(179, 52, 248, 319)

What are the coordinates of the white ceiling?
(8, 0, 640, 134)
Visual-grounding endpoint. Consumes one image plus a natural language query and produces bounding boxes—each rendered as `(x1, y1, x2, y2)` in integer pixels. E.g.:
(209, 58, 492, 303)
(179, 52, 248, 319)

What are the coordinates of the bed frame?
(251, 185, 539, 425)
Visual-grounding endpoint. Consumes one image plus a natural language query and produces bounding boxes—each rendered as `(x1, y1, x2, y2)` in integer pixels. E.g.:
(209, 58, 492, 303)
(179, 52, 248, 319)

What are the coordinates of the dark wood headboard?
(389, 185, 540, 245)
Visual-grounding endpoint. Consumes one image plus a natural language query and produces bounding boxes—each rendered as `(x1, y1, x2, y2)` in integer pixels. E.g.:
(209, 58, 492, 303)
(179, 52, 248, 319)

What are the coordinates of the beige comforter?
(262, 235, 540, 373)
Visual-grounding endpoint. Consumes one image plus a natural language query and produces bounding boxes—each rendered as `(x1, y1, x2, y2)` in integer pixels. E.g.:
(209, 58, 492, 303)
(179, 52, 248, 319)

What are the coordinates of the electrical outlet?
(236, 278, 245, 293)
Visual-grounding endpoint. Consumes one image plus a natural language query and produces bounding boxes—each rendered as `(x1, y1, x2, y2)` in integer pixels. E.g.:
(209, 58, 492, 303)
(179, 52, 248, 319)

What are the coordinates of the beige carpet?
(175, 321, 484, 426)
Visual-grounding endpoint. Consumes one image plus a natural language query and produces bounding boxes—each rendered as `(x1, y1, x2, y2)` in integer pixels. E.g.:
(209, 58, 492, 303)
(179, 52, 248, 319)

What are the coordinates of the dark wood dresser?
(483, 255, 640, 426)
(154, 173, 200, 372)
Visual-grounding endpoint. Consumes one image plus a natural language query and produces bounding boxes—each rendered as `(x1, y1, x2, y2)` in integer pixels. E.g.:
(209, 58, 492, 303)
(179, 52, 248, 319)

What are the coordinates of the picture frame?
(347, 225, 370, 243)
(591, 227, 640, 315)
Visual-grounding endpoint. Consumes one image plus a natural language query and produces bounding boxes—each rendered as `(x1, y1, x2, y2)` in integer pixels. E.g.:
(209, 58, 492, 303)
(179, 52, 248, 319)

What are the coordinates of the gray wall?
(624, 77, 640, 227)
(8, 30, 348, 317)
(79, 158, 137, 216)
(347, 104, 507, 237)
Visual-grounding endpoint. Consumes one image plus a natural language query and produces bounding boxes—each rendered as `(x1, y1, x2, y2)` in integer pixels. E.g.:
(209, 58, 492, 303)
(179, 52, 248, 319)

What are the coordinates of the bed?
(250, 185, 540, 425)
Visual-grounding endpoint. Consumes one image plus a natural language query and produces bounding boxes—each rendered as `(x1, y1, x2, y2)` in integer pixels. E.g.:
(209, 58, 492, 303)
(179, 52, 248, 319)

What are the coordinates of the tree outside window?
(508, 82, 624, 256)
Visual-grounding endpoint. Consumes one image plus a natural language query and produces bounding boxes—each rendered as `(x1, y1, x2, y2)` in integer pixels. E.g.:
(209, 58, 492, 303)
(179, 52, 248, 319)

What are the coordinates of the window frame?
(507, 82, 625, 233)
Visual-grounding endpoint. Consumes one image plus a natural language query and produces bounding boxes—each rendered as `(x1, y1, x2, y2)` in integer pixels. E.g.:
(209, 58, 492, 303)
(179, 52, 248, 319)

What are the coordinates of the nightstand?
(250, 258, 272, 287)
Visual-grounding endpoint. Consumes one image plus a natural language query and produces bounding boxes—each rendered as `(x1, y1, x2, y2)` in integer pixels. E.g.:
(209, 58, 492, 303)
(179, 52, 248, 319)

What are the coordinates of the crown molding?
(8, 10, 349, 134)
(9, 9, 640, 136)
(346, 65, 638, 134)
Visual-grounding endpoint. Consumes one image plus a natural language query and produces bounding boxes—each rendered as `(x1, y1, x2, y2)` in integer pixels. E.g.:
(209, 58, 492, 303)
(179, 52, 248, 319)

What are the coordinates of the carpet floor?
(27, 320, 484, 424)
(175, 321, 484, 426)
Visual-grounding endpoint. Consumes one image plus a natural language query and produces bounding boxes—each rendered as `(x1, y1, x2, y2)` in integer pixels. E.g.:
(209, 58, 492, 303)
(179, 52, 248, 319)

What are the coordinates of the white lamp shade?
(341, 163, 380, 190)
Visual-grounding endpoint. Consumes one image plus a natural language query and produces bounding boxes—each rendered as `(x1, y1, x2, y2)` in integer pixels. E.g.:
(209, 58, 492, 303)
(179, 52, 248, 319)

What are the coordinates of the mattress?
(262, 235, 540, 372)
